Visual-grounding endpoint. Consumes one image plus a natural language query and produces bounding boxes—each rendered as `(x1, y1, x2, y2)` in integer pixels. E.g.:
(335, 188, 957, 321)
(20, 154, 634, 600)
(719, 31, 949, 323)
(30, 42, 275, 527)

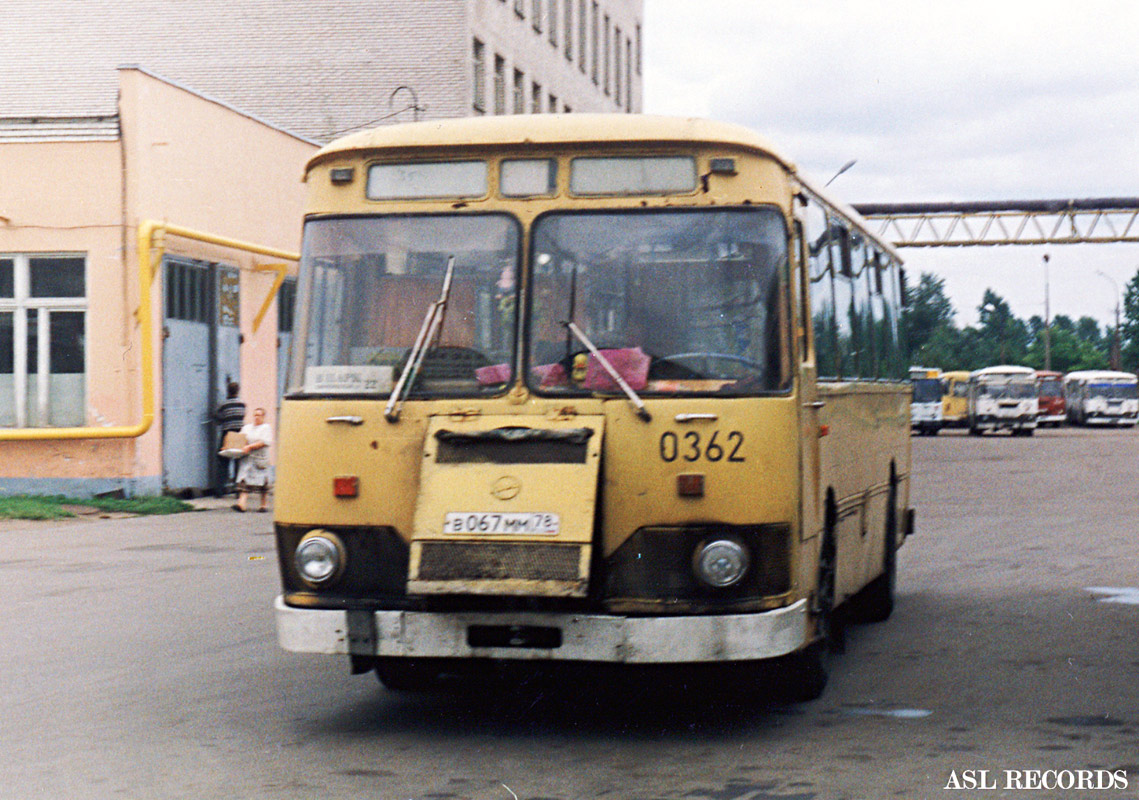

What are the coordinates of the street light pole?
(1042, 254, 1051, 371)
(824, 159, 857, 187)
(1096, 270, 1121, 370)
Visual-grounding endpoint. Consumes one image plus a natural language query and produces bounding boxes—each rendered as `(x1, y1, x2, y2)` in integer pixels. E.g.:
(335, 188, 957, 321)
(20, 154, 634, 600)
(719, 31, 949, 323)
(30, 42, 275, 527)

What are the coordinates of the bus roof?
(1035, 370, 1063, 378)
(304, 114, 900, 260)
(307, 114, 796, 172)
(971, 365, 1036, 379)
(1064, 370, 1137, 383)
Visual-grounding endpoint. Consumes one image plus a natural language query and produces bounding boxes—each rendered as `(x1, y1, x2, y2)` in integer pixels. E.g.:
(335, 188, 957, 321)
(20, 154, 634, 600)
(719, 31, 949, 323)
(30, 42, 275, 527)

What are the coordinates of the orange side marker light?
(333, 475, 359, 498)
(677, 473, 705, 497)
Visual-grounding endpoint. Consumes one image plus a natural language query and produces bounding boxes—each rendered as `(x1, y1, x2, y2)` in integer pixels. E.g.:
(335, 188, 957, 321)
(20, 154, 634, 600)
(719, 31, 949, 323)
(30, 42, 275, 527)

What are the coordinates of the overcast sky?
(642, 0, 1139, 327)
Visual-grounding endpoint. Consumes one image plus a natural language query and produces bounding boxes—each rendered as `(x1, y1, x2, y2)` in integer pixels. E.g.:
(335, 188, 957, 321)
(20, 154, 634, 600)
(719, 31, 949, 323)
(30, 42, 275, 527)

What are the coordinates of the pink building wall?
(0, 68, 316, 494)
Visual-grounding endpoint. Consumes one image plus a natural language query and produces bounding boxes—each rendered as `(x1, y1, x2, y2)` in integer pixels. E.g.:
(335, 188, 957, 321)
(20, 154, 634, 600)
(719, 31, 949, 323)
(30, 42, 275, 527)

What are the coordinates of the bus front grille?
(410, 541, 588, 596)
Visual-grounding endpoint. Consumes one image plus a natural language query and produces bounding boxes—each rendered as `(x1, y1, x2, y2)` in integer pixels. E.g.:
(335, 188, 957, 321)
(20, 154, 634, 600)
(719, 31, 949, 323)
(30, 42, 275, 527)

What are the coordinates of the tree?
(1120, 269, 1139, 371)
(903, 272, 956, 364)
(1075, 316, 1102, 347)
(976, 289, 1029, 365)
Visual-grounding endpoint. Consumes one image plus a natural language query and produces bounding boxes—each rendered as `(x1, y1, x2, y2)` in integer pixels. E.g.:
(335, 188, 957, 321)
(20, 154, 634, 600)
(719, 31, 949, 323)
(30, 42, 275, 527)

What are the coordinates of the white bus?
(967, 365, 1038, 436)
(1064, 370, 1139, 426)
(909, 367, 943, 435)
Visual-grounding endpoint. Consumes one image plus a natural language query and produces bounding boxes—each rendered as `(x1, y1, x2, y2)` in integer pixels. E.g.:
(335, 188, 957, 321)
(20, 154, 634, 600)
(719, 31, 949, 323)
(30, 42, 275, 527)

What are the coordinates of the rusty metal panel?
(408, 414, 604, 596)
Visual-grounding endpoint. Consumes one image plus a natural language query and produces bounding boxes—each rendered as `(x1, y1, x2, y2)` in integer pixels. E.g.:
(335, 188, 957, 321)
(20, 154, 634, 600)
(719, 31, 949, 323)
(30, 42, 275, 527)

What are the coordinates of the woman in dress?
(234, 407, 273, 512)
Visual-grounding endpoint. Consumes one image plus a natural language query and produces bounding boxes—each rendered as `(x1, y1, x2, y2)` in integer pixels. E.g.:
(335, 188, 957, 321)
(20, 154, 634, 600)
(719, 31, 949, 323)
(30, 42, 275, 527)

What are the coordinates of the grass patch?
(0, 494, 193, 520)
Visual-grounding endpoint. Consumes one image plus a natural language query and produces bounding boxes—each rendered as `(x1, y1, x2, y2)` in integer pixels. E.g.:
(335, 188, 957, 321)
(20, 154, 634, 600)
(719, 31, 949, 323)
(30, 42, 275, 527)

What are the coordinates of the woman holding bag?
(234, 407, 273, 512)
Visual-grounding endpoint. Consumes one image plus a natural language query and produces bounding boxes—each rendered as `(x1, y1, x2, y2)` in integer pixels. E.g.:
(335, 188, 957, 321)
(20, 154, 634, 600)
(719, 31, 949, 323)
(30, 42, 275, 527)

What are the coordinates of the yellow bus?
(941, 370, 971, 427)
(273, 115, 913, 701)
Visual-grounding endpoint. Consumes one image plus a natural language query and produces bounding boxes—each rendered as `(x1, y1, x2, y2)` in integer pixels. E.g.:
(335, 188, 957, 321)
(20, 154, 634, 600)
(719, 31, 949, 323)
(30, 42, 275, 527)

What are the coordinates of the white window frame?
(0, 253, 88, 428)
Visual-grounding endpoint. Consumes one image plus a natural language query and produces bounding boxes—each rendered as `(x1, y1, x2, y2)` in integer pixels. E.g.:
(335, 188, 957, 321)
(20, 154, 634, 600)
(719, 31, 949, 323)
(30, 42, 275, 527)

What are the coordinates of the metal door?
(162, 258, 241, 494)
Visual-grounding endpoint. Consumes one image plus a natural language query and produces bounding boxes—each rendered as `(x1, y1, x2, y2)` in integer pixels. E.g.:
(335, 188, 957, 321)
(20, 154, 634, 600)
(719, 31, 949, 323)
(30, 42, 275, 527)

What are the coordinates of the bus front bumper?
(274, 596, 809, 664)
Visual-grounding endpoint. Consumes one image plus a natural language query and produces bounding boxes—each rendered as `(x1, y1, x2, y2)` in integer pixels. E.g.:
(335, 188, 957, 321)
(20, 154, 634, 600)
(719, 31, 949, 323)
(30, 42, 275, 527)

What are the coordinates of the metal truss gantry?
(852, 198, 1139, 248)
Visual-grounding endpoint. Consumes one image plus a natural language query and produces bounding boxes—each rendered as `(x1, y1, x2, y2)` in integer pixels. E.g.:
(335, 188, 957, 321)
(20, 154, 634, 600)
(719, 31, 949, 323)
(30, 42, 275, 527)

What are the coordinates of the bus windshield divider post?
(562, 320, 651, 422)
(385, 255, 456, 422)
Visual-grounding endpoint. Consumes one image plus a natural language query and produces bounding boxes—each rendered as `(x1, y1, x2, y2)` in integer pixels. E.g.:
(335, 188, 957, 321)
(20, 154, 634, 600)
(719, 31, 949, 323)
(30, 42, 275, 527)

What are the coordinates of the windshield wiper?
(562, 320, 651, 422)
(385, 255, 456, 422)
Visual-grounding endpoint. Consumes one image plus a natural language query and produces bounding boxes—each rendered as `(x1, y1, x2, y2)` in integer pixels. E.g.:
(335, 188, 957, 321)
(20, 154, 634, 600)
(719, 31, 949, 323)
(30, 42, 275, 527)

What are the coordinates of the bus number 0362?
(659, 430, 745, 463)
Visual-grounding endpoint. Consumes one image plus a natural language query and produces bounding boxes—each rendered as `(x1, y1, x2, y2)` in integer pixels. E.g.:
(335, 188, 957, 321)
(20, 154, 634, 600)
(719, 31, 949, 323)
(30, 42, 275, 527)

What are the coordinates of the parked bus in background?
(909, 366, 943, 435)
(968, 365, 1038, 436)
(1035, 370, 1066, 427)
(271, 115, 914, 702)
(941, 370, 971, 428)
(1064, 370, 1139, 426)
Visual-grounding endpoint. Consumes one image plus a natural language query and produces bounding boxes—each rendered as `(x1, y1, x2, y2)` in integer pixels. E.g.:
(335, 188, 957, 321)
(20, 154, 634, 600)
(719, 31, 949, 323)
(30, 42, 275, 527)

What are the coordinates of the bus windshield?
(1038, 377, 1062, 397)
(912, 378, 941, 403)
(292, 214, 520, 396)
(526, 207, 790, 396)
(978, 379, 1035, 399)
(1090, 382, 1138, 399)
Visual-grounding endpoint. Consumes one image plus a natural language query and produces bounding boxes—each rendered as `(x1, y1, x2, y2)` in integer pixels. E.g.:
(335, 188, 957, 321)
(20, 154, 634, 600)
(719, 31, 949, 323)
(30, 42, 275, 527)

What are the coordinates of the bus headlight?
(692, 538, 750, 588)
(295, 530, 345, 587)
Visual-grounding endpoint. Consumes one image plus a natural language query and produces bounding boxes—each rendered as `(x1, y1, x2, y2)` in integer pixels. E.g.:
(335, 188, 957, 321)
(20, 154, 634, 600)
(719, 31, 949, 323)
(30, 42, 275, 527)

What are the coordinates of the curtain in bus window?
(529, 207, 789, 395)
(295, 214, 520, 396)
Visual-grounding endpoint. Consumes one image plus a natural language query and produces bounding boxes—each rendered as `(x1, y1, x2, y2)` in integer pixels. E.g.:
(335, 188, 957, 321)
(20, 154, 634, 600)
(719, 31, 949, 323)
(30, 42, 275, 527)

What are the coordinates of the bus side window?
(868, 250, 886, 379)
(794, 220, 812, 364)
(830, 219, 854, 379)
(850, 234, 874, 379)
(806, 201, 837, 378)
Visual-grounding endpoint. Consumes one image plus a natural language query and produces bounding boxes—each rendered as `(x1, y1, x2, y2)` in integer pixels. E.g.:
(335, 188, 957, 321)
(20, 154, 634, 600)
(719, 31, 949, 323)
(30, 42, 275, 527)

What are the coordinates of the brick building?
(0, 0, 643, 142)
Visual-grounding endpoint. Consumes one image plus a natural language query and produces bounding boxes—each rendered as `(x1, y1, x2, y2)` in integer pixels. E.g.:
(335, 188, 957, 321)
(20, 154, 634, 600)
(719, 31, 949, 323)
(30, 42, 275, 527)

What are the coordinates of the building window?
(515, 0, 524, 17)
(548, 0, 558, 45)
(614, 25, 622, 106)
(549, 92, 558, 112)
(0, 254, 87, 427)
(635, 24, 642, 75)
(532, 0, 542, 31)
(564, 0, 573, 59)
(591, 2, 599, 84)
(603, 15, 611, 96)
(513, 69, 525, 114)
(472, 38, 486, 113)
(628, 39, 635, 109)
(578, 0, 586, 72)
(494, 54, 506, 114)
(278, 279, 296, 334)
(531, 82, 543, 113)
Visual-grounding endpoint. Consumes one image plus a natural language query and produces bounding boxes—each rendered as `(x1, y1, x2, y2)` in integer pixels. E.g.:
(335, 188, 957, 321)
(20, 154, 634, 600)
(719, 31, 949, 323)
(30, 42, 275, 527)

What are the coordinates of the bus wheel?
(856, 484, 897, 623)
(781, 526, 840, 702)
(375, 658, 444, 692)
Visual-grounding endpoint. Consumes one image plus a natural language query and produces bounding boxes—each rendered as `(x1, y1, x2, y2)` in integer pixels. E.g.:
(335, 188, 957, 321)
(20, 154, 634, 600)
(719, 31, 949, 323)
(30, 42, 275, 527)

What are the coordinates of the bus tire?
(782, 521, 840, 702)
(778, 641, 829, 703)
(856, 482, 897, 623)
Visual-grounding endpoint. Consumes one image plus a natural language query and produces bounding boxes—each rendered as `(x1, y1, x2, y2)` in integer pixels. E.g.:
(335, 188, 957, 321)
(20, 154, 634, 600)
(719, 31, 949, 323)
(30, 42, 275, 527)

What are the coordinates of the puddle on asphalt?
(1086, 587, 1139, 605)
(843, 706, 933, 719)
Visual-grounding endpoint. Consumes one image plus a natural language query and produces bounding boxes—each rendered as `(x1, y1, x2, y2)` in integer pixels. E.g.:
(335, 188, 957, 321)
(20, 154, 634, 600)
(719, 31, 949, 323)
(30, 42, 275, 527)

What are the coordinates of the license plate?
(443, 512, 560, 535)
